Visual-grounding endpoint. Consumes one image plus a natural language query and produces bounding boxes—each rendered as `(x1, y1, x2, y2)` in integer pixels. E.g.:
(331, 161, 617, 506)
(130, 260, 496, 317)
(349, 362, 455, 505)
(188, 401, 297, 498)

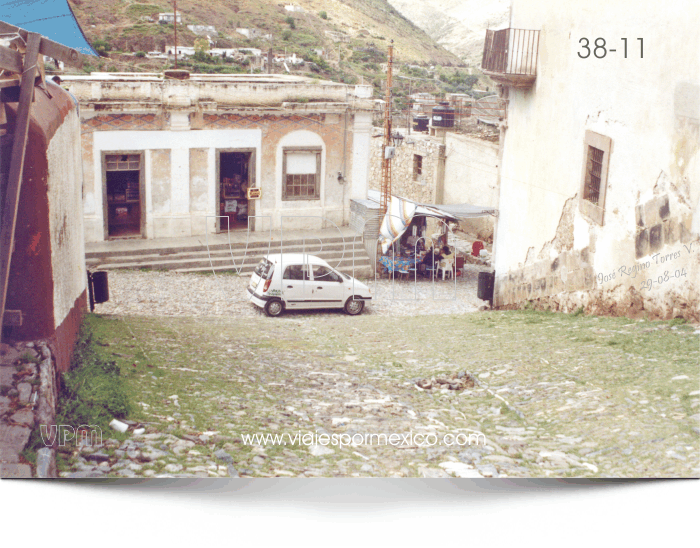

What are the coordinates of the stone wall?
(368, 131, 445, 204)
(0, 342, 58, 478)
(495, 193, 700, 322)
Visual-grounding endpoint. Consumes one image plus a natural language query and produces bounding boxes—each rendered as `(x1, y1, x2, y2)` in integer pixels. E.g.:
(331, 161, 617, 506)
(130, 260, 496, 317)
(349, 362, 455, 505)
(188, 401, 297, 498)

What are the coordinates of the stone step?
(85, 234, 363, 259)
(86, 242, 366, 266)
(90, 251, 373, 273)
(175, 258, 374, 277)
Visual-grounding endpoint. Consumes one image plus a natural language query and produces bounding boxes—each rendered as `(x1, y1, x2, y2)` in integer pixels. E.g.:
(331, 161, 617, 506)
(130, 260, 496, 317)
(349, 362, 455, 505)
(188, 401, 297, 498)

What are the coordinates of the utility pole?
(407, 78, 412, 135)
(380, 41, 394, 215)
(173, 1, 178, 69)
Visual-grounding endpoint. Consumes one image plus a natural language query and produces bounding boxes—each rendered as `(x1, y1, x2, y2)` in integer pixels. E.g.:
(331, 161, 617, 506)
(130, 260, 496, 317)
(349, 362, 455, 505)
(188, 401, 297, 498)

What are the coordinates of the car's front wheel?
(264, 299, 284, 317)
(344, 297, 365, 316)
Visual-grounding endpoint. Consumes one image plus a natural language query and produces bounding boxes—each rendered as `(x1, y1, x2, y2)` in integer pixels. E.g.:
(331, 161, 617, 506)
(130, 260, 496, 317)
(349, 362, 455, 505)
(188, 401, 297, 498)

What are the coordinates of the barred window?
(579, 131, 611, 226)
(283, 148, 321, 200)
(583, 146, 604, 205)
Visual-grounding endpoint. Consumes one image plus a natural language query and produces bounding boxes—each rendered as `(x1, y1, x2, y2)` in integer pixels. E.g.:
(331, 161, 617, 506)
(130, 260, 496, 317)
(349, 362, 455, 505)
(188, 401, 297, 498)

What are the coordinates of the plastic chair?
(439, 260, 454, 281)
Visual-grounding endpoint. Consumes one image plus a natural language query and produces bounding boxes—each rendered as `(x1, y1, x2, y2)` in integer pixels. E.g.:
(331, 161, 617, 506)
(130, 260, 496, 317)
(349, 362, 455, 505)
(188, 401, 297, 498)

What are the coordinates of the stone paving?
(0, 342, 53, 478)
(93, 265, 492, 318)
(55, 272, 700, 479)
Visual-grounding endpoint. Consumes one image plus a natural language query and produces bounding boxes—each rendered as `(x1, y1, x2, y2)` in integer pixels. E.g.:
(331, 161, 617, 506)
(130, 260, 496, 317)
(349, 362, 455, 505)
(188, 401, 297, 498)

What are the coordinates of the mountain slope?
(69, 0, 461, 67)
(386, 0, 510, 63)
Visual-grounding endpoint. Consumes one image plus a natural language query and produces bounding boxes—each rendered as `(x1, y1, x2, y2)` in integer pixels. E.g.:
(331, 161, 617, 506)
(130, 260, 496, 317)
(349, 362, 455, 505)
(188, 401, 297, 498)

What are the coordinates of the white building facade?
(63, 73, 374, 242)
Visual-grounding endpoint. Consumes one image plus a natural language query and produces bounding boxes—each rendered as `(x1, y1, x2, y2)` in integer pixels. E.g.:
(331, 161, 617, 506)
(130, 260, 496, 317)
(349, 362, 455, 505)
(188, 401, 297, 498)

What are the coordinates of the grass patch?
(56, 315, 134, 432)
(20, 350, 41, 365)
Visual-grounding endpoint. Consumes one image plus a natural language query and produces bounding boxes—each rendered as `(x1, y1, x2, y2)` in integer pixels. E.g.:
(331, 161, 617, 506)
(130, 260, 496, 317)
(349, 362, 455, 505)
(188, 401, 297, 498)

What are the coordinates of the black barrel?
(413, 114, 429, 132)
(477, 271, 494, 301)
(431, 101, 455, 128)
(92, 271, 109, 304)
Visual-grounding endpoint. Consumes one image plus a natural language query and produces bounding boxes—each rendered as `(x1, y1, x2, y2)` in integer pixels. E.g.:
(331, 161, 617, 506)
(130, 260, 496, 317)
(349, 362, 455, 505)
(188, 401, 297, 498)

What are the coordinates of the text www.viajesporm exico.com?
(241, 431, 486, 449)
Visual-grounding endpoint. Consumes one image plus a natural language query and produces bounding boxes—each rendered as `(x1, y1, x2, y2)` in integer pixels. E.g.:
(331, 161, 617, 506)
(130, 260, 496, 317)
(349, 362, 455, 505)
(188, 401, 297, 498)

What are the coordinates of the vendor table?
(379, 255, 418, 277)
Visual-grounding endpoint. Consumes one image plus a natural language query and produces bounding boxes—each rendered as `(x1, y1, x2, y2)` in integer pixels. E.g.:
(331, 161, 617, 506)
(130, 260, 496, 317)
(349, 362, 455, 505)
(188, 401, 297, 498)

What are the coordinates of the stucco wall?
(444, 132, 499, 240)
(46, 105, 86, 328)
(82, 110, 363, 240)
(66, 76, 372, 107)
(493, 0, 700, 320)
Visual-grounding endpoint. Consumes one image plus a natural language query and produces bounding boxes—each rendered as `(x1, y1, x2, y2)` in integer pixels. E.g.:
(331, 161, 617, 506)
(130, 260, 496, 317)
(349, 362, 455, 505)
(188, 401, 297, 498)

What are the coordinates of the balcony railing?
(482, 28, 540, 88)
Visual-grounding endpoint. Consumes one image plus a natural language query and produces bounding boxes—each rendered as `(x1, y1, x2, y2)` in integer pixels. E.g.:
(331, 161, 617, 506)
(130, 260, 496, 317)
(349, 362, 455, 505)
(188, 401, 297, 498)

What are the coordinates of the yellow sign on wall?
(247, 187, 262, 199)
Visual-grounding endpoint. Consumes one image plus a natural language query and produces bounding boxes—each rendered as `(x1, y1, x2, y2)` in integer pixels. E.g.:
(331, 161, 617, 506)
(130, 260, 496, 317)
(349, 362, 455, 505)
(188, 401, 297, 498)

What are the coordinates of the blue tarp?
(0, 0, 98, 56)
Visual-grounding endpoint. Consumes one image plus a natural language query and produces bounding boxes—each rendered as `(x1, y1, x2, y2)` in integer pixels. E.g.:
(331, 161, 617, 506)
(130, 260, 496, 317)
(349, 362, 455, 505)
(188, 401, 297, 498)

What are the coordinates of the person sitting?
(420, 245, 442, 276)
(439, 246, 454, 279)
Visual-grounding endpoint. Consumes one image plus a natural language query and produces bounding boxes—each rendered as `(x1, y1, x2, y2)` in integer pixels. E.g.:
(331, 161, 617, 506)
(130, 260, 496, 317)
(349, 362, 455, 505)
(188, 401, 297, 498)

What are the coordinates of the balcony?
(482, 28, 540, 88)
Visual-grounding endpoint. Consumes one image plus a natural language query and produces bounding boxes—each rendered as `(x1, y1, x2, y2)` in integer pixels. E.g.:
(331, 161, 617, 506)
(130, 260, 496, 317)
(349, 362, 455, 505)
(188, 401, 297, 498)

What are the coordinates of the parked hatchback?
(247, 254, 372, 316)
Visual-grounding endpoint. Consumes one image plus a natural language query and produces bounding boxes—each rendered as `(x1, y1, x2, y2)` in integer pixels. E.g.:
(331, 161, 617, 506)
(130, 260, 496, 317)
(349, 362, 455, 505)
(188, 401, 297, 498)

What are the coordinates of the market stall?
(367, 189, 496, 279)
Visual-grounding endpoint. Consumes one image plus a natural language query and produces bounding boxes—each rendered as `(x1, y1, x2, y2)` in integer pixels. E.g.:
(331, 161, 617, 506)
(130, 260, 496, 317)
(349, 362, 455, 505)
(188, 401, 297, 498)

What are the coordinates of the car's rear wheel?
(344, 297, 365, 315)
(264, 299, 284, 317)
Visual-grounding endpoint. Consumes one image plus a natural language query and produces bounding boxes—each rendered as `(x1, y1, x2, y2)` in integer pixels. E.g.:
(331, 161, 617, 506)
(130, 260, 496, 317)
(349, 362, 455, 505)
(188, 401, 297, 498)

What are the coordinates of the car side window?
(283, 264, 309, 281)
(312, 265, 342, 283)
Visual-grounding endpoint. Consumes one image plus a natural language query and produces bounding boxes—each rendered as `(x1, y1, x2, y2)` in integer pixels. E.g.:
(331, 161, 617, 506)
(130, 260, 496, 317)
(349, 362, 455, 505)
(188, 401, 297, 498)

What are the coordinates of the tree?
(193, 38, 211, 62)
(194, 38, 210, 54)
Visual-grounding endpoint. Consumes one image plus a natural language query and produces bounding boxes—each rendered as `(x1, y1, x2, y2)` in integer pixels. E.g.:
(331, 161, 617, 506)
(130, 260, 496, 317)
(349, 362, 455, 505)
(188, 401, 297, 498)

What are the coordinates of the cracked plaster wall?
(493, 0, 699, 321)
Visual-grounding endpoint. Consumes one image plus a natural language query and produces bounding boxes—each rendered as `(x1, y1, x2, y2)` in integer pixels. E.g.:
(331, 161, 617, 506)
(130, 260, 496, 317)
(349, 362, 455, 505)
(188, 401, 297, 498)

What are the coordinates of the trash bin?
(92, 271, 109, 304)
(477, 271, 494, 301)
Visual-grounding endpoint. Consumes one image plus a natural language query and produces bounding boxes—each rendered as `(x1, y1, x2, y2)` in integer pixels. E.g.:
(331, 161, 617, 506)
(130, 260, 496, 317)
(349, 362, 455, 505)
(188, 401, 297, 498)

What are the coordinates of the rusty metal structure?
(380, 41, 394, 215)
(0, 21, 85, 340)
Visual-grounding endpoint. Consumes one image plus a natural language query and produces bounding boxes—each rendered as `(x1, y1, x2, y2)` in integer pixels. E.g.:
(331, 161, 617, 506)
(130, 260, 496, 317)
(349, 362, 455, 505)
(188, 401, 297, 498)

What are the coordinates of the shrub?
(319, 11, 328, 20)
(92, 39, 111, 57)
(135, 51, 146, 58)
(285, 16, 295, 29)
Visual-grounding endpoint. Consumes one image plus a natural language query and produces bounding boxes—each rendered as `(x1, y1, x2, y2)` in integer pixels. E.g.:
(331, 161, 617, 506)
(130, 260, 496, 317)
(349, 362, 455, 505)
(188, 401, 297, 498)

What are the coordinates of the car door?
(310, 264, 346, 309)
(281, 263, 312, 309)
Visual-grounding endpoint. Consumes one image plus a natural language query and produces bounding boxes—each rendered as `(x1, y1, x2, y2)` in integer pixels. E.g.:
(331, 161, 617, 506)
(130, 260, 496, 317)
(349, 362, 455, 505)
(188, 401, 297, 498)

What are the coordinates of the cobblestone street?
(57, 270, 700, 478)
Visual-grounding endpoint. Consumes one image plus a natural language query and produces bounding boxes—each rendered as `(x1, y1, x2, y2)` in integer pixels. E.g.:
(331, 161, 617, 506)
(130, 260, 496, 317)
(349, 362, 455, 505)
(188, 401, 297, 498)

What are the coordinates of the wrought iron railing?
(482, 28, 540, 76)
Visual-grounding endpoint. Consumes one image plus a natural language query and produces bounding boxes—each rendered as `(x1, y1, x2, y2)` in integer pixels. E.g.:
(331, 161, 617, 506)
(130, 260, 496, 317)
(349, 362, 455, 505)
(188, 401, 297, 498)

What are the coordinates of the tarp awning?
(1, 0, 98, 56)
(367, 189, 497, 253)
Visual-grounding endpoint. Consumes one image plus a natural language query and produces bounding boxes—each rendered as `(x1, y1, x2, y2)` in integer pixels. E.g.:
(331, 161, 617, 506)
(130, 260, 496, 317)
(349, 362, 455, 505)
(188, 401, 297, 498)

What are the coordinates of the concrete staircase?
(85, 233, 374, 277)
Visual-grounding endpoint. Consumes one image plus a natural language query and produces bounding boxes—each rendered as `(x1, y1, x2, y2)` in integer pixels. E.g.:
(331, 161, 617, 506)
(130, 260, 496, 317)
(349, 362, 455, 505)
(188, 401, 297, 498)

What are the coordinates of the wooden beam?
(0, 78, 21, 89)
(2, 310, 22, 327)
(0, 44, 23, 73)
(0, 85, 35, 103)
(0, 32, 41, 344)
(0, 21, 85, 68)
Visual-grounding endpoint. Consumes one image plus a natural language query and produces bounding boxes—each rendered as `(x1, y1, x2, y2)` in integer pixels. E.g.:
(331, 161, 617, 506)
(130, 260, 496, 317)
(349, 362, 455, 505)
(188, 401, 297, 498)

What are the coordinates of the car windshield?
(254, 259, 274, 280)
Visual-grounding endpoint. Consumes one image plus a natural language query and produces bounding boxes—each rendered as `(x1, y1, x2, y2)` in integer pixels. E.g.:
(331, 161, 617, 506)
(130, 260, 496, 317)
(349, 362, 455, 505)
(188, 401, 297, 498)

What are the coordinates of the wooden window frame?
(578, 130, 612, 226)
(101, 151, 145, 240)
(282, 147, 321, 201)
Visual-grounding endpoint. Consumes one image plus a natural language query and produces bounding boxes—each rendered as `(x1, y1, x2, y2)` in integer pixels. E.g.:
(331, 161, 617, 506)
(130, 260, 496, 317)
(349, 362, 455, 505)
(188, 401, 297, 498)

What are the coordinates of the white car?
(247, 253, 372, 317)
